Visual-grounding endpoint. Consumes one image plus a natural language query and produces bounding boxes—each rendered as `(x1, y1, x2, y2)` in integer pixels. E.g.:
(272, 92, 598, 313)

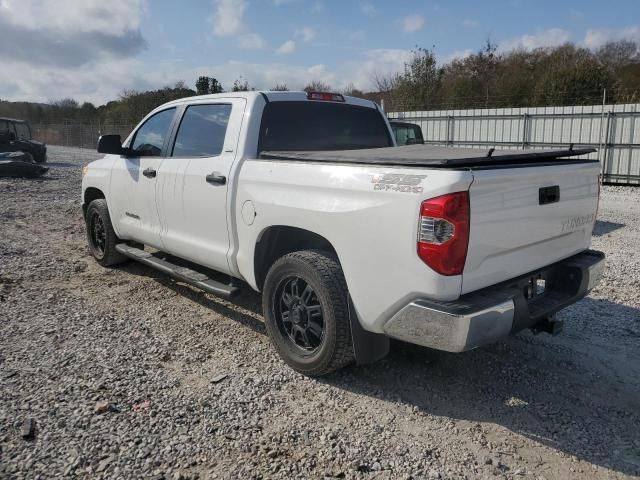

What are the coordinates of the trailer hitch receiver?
(531, 315, 563, 336)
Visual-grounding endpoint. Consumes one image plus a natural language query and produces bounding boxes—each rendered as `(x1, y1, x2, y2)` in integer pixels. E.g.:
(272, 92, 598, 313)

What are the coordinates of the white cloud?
(361, 3, 376, 17)
(311, 2, 324, 13)
(239, 32, 266, 49)
(0, 46, 415, 104)
(341, 48, 412, 91)
(0, 0, 146, 68)
(0, 57, 159, 105)
(211, 0, 245, 36)
(0, 0, 146, 35)
(295, 27, 316, 43)
(583, 26, 640, 49)
(498, 28, 570, 52)
(442, 49, 473, 63)
(210, 0, 264, 49)
(462, 19, 478, 27)
(276, 40, 296, 55)
(402, 14, 425, 33)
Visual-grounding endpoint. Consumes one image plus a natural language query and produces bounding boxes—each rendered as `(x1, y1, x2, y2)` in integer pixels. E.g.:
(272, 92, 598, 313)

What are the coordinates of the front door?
(155, 99, 246, 273)
(109, 107, 176, 249)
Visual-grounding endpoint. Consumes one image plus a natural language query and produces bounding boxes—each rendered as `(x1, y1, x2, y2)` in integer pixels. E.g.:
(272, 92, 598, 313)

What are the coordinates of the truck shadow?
(44, 161, 77, 168)
(119, 260, 266, 337)
(593, 220, 626, 236)
(117, 260, 640, 475)
(325, 297, 640, 476)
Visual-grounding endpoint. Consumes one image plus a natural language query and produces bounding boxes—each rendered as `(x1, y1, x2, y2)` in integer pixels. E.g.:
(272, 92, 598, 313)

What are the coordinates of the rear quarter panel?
(235, 159, 473, 333)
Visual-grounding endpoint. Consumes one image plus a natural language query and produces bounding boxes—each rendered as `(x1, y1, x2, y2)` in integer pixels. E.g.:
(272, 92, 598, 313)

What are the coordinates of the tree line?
(377, 39, 640, 111)
(1, 39, 638, 127)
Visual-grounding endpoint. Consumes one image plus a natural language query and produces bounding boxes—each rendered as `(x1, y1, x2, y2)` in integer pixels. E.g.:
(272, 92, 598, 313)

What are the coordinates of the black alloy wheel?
(262, 250, 354, 376)
(88, 211, 106, 258)
(275, 276, 325, 353)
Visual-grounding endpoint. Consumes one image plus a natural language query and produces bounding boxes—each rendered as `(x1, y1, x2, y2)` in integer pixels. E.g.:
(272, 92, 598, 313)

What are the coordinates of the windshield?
(14, 123, 31, 140)
(259, 101, 392, 152)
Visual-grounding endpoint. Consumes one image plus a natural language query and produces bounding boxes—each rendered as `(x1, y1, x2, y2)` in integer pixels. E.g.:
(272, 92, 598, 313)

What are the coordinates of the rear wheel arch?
(253, 225, 338, 292)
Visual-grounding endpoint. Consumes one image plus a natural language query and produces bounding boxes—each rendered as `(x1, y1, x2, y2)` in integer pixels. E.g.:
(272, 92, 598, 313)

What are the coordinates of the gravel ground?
(1, 146, 639, 480)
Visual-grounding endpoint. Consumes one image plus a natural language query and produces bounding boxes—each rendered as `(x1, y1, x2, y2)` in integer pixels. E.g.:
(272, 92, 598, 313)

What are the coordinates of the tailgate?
(462, 161, 600, 294)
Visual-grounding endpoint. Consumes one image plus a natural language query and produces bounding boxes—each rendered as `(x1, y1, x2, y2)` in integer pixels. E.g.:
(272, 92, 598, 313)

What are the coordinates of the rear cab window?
(258, 101, 392, 152)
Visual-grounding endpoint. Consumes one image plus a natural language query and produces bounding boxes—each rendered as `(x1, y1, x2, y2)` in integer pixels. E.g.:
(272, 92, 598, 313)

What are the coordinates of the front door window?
(130, 108, 176, 156)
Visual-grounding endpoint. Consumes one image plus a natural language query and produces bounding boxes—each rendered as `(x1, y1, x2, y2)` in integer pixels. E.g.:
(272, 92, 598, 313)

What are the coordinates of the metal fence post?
(446, 115, 454, 146)
(602, 111, 612, 181)
(521, 113, 529, 150)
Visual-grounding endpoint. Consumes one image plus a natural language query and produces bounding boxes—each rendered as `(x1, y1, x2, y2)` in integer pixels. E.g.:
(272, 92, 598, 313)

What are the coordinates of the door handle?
(143, 168, 157, 178)
(206, 172, 226, 185)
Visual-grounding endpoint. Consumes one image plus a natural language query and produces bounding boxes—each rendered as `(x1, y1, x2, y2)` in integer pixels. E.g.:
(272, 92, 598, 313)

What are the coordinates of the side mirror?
(97, 134, 126, 155)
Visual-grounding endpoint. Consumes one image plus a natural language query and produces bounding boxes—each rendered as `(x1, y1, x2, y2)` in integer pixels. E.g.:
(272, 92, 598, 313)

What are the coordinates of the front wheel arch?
(83, 187, 105, 218)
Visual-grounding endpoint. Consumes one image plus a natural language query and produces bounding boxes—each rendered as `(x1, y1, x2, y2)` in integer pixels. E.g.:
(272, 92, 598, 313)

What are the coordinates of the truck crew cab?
(82, 91, 604, 376)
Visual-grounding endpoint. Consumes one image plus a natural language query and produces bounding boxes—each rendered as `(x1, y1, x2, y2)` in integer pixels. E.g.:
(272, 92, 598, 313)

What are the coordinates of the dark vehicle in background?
(390, 121, 424, 146)
(0, 117, 47, 163)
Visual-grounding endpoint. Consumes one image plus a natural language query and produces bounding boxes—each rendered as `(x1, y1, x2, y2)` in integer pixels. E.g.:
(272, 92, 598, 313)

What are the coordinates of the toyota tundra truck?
(81, 91, 605, 376)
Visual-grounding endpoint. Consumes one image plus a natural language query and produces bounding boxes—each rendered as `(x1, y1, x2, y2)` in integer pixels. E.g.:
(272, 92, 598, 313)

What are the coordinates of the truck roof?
(0, 117, 28, 124)
(260, 144, 598, 169)
(158, 91, 378, 110)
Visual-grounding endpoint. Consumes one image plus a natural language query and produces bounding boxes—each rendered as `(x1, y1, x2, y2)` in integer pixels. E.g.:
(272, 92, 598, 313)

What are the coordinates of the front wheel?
(262, 250, 354, 376)
(85, 199, 127, 267)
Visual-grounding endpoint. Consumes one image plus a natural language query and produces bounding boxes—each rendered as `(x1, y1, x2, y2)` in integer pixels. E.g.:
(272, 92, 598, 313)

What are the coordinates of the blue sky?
(0, 0, 639, 104)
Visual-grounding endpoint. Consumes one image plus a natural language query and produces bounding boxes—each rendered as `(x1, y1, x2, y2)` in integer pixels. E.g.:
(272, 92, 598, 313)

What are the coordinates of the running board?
(115, 244, 239, 299)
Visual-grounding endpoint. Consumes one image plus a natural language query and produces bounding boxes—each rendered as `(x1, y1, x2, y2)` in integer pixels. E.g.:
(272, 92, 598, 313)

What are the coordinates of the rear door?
(462, 161, 600, 294)
(109, 107, 177, 248)
(155, 99, 245, 273)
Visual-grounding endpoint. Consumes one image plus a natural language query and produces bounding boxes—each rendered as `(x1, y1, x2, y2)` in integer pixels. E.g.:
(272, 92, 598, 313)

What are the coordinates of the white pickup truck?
(82, 91, 605, 376)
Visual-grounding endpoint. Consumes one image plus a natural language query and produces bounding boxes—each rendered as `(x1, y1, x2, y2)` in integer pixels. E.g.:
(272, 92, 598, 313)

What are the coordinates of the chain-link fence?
(31, 123, 136, 150)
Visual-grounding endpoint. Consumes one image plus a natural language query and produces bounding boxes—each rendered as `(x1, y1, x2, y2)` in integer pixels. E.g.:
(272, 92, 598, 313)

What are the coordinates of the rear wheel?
(262, 250, 354, 376)
(85, 199, 127, 267)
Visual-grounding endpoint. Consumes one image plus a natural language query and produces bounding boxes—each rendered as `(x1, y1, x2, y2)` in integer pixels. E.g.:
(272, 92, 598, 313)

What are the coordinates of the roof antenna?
(486, 147, 495, 158)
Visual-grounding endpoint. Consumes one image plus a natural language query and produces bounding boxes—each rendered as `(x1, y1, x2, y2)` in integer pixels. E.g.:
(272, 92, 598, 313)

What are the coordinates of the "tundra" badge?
(561, 214, 595, 233)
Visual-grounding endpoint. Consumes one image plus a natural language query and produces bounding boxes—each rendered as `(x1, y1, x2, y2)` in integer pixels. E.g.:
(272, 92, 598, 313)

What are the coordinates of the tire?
(262, 250, 354, 376)
(85, 199, 128, 267)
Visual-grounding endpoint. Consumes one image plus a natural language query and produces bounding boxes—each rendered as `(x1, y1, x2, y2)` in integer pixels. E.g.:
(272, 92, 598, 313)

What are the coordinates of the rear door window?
(259, 101, 392, 152)
(172, 104, 232, 157)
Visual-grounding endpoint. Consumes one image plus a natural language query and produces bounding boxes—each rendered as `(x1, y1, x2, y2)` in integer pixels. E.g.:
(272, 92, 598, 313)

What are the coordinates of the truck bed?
(260, 144, 597, 169)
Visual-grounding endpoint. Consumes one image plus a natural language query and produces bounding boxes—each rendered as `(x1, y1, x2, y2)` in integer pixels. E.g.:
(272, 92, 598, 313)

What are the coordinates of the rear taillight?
(417, 191, 470, 276)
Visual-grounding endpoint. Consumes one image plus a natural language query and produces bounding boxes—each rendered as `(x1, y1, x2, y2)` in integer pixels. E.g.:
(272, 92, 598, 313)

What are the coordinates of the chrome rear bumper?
(383, 250, 605, 352)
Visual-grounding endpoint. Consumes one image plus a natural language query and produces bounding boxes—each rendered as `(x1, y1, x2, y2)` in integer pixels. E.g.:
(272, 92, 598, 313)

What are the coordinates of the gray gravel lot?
(1, 146, 639, 480)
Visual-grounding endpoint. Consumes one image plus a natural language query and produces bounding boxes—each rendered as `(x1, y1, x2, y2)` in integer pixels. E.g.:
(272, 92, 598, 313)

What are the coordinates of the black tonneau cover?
(260, 144, 597, 169)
